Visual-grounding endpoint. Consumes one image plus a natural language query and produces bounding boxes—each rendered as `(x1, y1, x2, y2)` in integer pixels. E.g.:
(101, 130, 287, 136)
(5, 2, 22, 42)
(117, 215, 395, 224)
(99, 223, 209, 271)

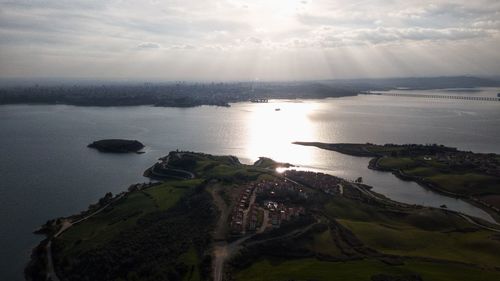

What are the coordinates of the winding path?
(45, 194, 124, 281)
(213, 236, 254, 281)
(151, 154, 196, 179)
(210, 182, 260, 281)
(457, 213, 500, 233)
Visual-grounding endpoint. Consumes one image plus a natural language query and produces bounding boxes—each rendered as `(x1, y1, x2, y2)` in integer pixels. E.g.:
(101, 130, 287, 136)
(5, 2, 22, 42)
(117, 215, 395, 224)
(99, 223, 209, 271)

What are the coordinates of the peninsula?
(26, 150, 500, 281)
(294, 142, 500, 218)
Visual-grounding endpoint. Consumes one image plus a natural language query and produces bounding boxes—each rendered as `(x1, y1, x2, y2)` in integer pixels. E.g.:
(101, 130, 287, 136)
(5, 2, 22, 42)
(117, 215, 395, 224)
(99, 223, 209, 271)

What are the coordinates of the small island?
(87, 139, 145, 153)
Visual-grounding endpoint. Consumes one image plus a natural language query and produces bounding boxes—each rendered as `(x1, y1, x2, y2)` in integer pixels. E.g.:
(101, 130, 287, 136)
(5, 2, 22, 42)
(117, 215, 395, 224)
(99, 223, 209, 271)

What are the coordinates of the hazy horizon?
(1, 0, 500, 80)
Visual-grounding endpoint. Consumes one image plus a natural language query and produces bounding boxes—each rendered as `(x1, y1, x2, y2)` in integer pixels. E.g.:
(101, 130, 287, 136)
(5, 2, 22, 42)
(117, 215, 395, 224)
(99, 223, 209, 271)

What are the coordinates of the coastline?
(0, 95, 354, 109)
(368, 157, 500, 224)
(25, 190, 133, 281)
(25, 150, 500, 281)
(294, 141, 500, 224)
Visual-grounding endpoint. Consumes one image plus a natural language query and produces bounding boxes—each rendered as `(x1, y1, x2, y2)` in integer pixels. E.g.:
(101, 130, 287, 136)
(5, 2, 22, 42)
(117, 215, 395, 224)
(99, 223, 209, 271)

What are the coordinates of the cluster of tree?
(24, 239, 49, 281)
(51, 189, 216, 281)
(168, 155, 198, 170)
(387, 144, 457, 157)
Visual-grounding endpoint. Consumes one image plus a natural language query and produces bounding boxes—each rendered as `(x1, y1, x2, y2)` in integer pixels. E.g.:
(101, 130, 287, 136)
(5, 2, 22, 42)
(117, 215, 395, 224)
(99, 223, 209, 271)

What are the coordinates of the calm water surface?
(1, 89, 500, 280)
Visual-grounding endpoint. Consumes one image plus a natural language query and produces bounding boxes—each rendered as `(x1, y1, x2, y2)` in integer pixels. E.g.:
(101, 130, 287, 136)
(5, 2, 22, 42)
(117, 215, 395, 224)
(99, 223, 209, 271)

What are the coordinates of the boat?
(275, 108, 281, 111)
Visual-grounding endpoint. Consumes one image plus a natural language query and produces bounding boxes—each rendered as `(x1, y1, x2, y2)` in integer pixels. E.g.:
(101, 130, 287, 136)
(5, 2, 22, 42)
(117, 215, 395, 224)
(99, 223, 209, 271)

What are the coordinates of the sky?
(0, 0, 499, 81)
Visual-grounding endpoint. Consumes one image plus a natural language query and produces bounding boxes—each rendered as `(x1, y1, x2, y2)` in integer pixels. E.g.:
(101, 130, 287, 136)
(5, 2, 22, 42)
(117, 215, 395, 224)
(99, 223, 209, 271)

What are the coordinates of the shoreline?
(25, 150, 500, 281)
(368, 157, 500, 225)
(294, 142, 500, 224)
(25, 188, 140, 281)
(0, 95, 356, 109)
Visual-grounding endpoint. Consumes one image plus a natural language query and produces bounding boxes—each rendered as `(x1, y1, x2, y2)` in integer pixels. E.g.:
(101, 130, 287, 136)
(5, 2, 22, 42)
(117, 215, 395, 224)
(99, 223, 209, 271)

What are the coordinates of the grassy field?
(53, 169, 216, 281)
(377, 157, 419, 169)
(208, 165, 262, 181)
(233, 195, 500, 280)
(377, 156, 500, 196)
(145, 179, 202, 209)
(323, 195, 500, 267)
(325, 197, 472, 230)
(339, 219, 500, 267)
(179, 246, 201, 281)
(365, 145, 406, 154)
(302, 229, 342, 256)
(57, 152, 272, 257)
(57, 181, 190, 256)
(185, 154, 270, 183)
(234, 258, 500, 281)
(427, 173, 500, 195)
(402, 166, 440, 177)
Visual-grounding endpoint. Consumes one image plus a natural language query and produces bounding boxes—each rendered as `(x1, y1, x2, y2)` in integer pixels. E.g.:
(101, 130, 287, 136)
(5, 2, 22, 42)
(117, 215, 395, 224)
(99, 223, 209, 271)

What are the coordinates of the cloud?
(170, 44, 196, 50)
(137, 42, 161, 49)
(0, 0, 499, 79)
(348, 27, 493, 45)
(2, 0, 498, 49)
(246, 37, 263, 44)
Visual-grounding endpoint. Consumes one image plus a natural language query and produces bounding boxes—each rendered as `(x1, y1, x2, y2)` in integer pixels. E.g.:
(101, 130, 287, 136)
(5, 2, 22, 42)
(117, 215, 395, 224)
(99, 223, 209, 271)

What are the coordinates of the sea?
(1, 87, 499, 280)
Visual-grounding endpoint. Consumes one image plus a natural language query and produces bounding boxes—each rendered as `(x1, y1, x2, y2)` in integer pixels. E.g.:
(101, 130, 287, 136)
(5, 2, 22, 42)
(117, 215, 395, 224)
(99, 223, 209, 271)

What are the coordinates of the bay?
(1, 88, 499, 280)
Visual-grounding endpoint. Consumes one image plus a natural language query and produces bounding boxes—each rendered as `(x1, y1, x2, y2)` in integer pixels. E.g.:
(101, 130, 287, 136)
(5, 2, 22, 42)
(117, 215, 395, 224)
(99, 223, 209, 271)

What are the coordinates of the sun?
(264, 0, 304, 14)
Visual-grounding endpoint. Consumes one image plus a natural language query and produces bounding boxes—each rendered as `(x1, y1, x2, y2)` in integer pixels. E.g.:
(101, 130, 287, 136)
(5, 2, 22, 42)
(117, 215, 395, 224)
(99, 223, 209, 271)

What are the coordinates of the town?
(229, 179, 307, 236)
(228, 170, 355, 236)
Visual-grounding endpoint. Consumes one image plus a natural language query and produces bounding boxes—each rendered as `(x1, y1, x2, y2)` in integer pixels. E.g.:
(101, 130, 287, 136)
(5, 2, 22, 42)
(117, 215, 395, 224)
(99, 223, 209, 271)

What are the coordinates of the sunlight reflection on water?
(245, 100, 318, 164)
(237, 98, 499, 224)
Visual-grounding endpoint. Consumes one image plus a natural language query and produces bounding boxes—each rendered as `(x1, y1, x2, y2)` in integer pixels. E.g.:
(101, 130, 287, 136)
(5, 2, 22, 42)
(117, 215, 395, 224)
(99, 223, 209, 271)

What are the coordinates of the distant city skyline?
(1, 0, 500, 80)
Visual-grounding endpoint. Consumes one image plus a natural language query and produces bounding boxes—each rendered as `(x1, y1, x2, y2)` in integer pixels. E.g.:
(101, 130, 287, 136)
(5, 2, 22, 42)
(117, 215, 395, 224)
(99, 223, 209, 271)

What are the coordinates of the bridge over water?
(364, 92, 500, 102)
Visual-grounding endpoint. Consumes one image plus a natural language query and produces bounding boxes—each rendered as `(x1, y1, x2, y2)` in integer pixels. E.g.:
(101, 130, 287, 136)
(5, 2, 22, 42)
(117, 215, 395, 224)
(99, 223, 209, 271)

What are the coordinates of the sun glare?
(245, 100, 317, 164)
(265, 0, 303, 14)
